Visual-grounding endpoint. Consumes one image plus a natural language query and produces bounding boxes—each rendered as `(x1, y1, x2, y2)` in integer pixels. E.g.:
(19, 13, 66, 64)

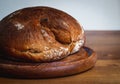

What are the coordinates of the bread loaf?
(0, 6, 85, 62)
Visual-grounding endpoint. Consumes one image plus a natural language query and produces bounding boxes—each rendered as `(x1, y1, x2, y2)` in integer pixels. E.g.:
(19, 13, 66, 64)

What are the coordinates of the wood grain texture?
(0, 31, 120, 84)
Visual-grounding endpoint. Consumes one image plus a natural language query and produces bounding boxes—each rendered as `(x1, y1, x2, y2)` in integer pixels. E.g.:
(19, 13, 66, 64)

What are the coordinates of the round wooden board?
(0, 46, 97, 78)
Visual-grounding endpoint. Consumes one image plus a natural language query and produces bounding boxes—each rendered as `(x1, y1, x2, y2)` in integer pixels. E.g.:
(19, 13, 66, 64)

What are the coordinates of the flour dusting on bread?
(41, 29, 49, 37)
(41, 29, 53, 43)
(44, 47, 69, 60)
(14, 22, 24, 30)
(71, 39, 84, 54)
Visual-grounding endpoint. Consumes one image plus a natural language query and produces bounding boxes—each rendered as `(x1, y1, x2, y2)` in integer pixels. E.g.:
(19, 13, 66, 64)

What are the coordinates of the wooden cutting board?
(0, 47, 97, 78)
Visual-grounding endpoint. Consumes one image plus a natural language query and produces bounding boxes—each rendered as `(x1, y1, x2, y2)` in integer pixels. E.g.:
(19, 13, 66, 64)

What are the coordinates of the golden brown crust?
(0, 6, 85, 62)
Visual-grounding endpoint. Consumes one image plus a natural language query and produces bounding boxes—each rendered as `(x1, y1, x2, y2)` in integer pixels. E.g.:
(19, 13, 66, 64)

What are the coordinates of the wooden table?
(0, 31, 120, 84)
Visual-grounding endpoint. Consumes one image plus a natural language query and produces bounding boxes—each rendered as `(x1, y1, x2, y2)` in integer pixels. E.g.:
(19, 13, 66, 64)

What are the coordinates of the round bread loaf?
(0, 6, 85, 62)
